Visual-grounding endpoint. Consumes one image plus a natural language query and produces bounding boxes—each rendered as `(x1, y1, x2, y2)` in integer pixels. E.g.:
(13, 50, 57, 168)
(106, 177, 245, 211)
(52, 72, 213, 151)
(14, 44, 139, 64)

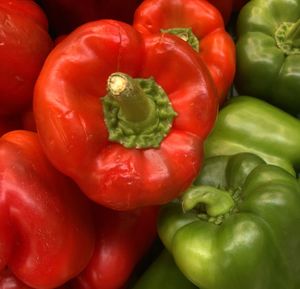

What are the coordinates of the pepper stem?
(102, 72, 177, 149)
(182, 185, 235, 217)
(107, 72, 157, 125)
(286, 19, 300, 47)
(275, 20, 300, 55)
(161, 27, 199, 52)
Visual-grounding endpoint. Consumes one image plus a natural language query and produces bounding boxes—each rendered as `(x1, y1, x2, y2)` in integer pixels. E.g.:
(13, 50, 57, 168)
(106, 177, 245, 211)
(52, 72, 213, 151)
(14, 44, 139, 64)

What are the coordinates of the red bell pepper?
(39, 0, 143, 36)
(72, 205, 159, 289)
(0, 0, 53, 117)
(133, 0, 236, 104)
(34, 20, 217, 210)
(0, 130, 95, 289)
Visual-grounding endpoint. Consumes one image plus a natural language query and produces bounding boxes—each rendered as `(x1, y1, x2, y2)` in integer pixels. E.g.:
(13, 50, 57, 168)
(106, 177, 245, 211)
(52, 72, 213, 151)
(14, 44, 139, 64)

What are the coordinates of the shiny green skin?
(132, 250, 198, 289)
(158, 153, 300, 289)
(204, 96, 300, 175)
(235, 0, 300, 115)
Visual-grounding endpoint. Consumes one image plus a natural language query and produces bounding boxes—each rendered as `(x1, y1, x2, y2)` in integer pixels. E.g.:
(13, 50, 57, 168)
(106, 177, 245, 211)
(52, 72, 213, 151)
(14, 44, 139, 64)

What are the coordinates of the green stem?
(286, 19, 300, 47)
(103, 72, 177, 149)
(182, 185, 235, 217)
(275, 20, 300, 55)
(107, 72, 158, 126)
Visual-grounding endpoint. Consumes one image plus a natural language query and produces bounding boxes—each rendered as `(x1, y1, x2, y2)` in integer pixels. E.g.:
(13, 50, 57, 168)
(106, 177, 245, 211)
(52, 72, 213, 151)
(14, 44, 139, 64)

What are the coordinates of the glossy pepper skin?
(0, 0, 53, 116)
(204, 96, 300, 176)
(0, 269, 70, 289)
(235, 0, 300, 115)
(158, 152, 300, 289)
(132, 250, 197, 289)
(133, 0, 236, 104)
(72, 205, 159, 289)
(0, 130, 95, 289)
(0, 269, 33, 289)
(34, 20, 217, 210)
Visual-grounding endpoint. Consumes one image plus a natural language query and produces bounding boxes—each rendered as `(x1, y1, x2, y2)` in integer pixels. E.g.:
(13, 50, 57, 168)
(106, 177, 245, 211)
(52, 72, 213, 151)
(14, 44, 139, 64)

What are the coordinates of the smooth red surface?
(0, 269, 34, 289)
(72, 205, 158, 289)
(34, 20, 217, 210)
(0, 130, 95, 289)
(0, 0, 53, 116)
(0, 268, 71, 289)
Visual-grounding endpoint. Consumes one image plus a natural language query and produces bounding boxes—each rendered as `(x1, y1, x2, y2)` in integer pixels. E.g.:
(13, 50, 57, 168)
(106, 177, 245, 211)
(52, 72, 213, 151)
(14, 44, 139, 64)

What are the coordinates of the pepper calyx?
(161, 27, 200, 52)
(102, 72, 177, 149)
(275, 20, 300, 55)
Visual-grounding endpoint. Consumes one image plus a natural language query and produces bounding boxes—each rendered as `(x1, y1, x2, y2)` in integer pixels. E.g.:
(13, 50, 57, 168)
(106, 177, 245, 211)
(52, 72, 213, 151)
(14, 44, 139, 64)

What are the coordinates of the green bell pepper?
(131, 250, 198, 289)
(204, 96, 300, 176)
(158, 152, 300, 289)
(235, 0, 300, 115)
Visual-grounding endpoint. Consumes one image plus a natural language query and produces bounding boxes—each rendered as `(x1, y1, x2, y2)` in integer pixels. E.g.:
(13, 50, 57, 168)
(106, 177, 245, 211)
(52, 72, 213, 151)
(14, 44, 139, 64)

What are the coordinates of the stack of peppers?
(0, 0, 300, 289)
